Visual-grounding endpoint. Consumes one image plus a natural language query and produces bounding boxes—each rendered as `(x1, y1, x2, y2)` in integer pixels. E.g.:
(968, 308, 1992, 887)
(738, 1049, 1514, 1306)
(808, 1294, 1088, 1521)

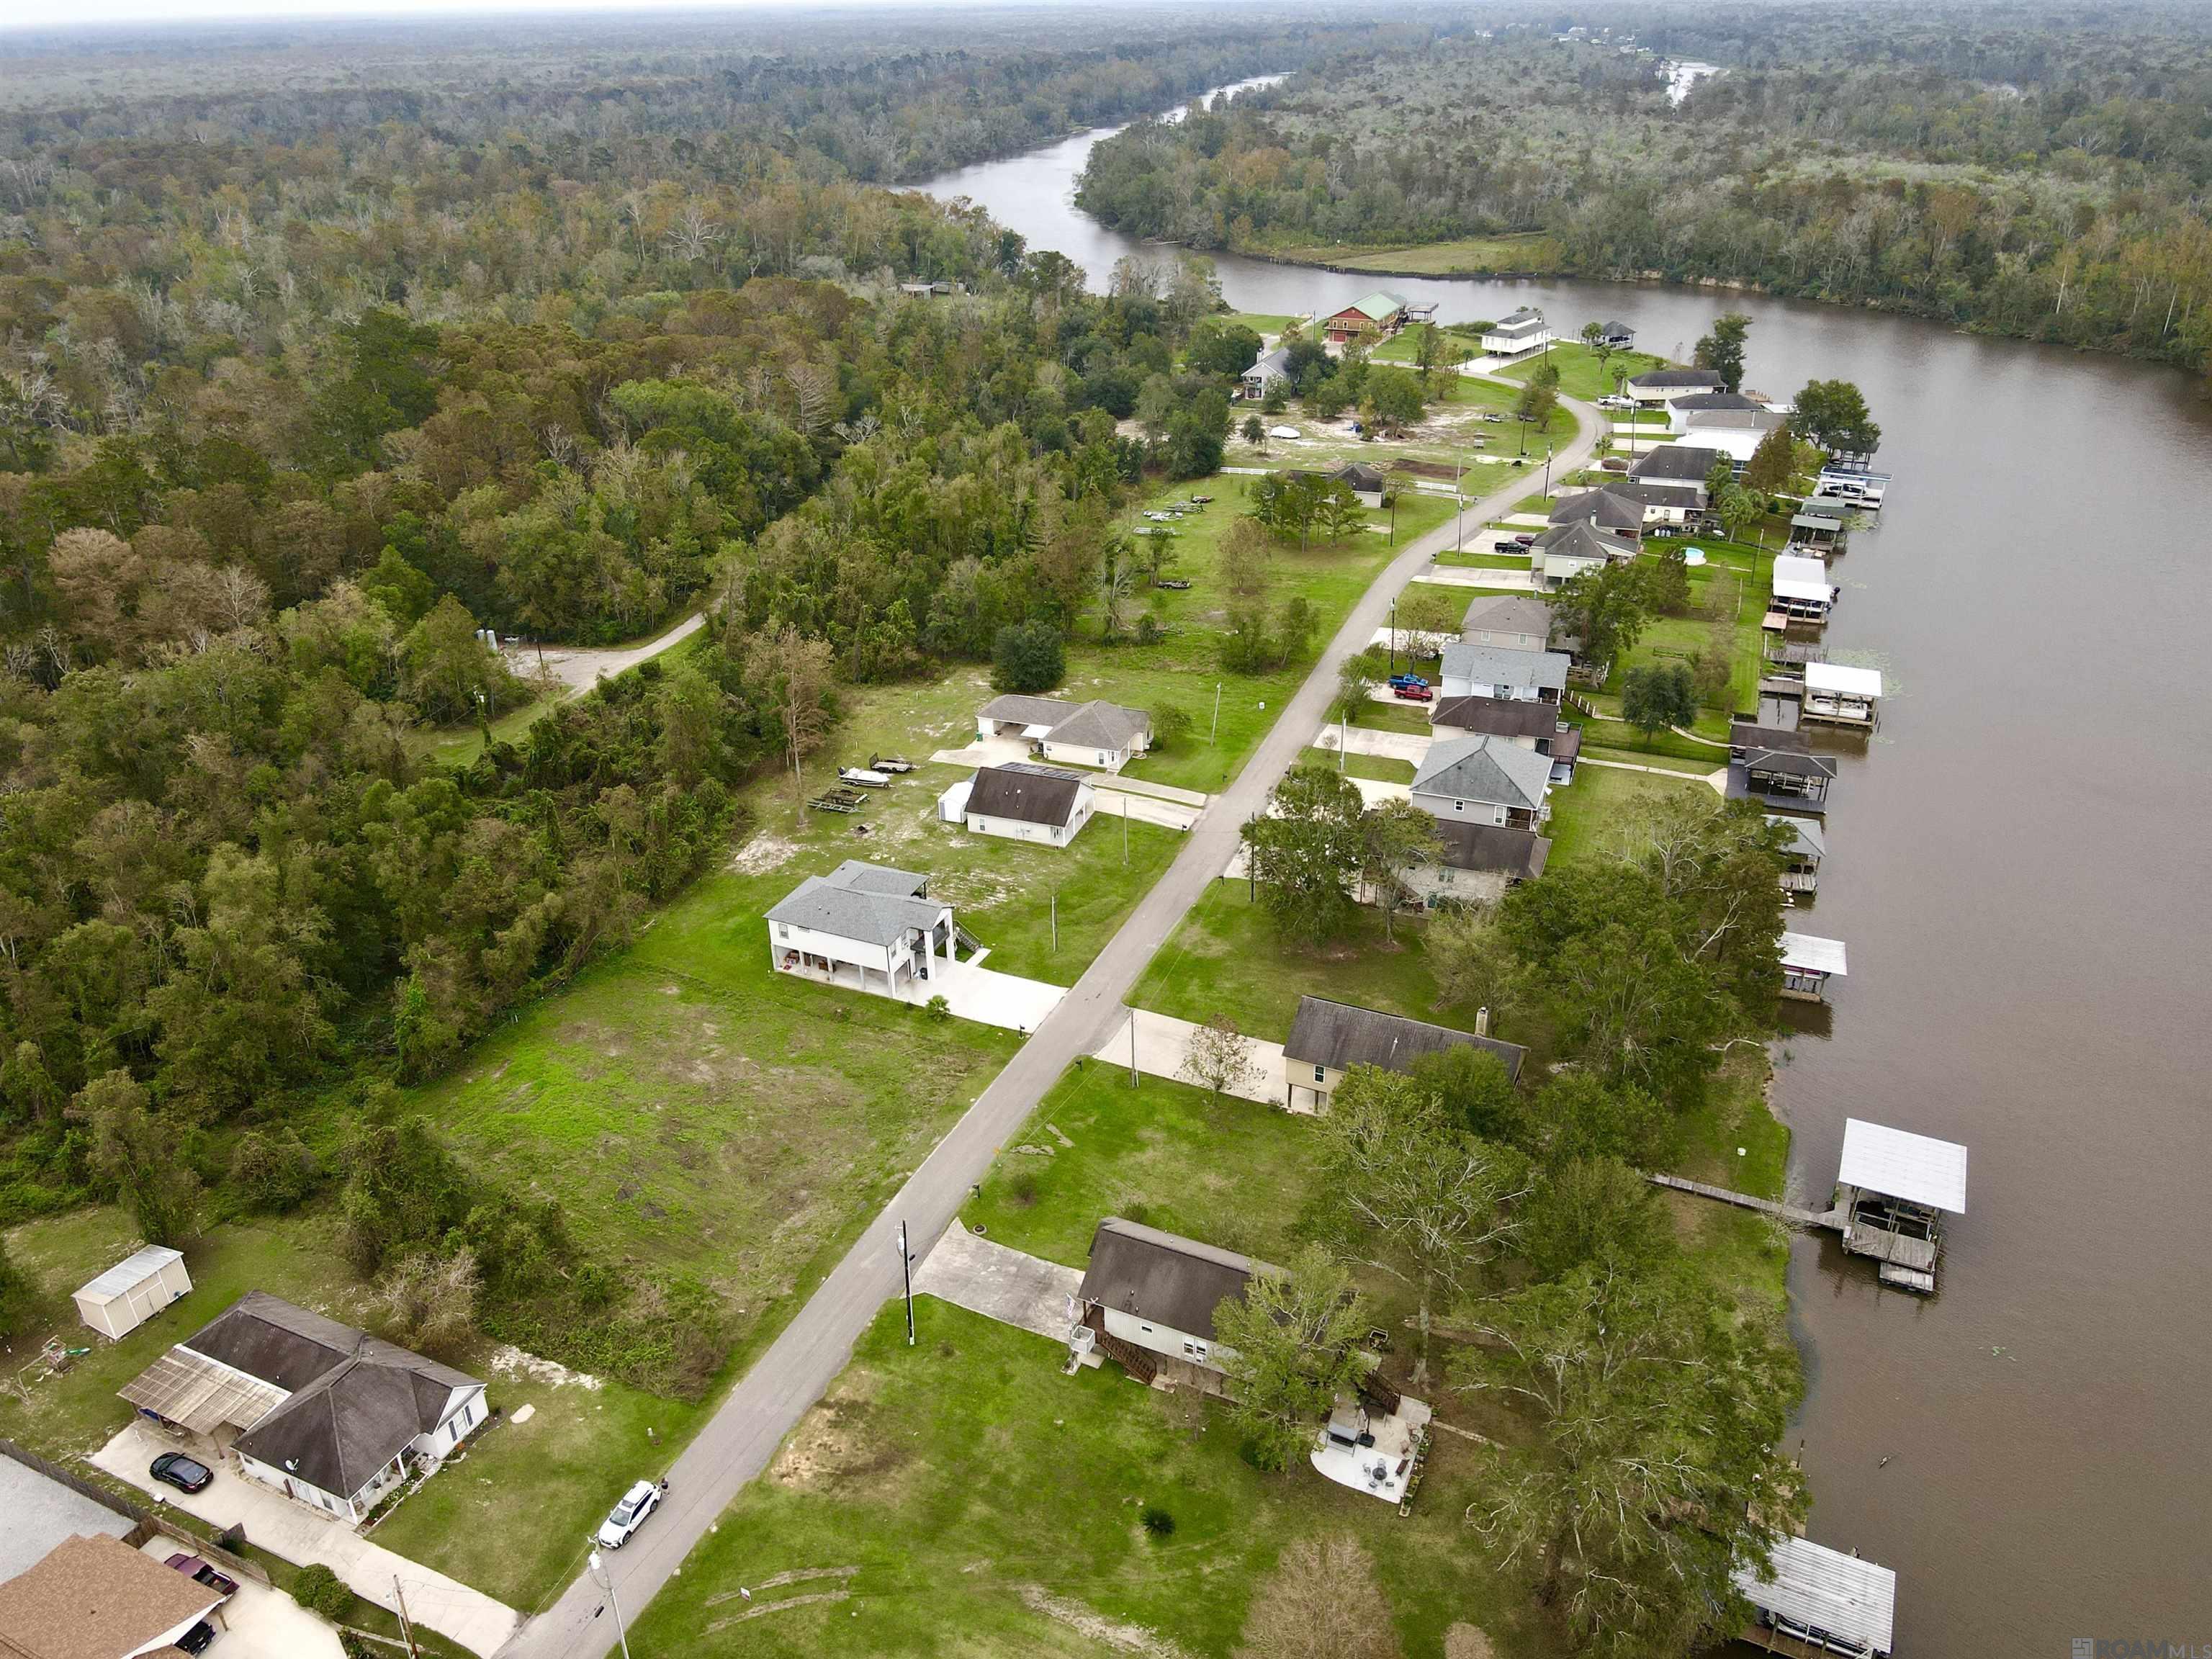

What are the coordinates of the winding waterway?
(920, 94, 2212, 1656)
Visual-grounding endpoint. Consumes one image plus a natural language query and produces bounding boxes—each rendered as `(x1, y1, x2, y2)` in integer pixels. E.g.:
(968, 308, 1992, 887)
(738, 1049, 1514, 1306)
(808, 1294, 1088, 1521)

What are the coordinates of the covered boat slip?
(1736, 1533, 1898, 1658)
(1800, 661, 1884, 728)
(1836, 1118, 1968, 1293)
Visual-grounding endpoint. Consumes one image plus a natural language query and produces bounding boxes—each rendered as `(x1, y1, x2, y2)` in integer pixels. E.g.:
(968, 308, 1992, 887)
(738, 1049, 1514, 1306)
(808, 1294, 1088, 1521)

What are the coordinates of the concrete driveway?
(132, 1537, 344, 1659)
(910, 1224, 1082, 1341)
(506, 613, 705, 694)
(92, 1423, 519, 1658)
(896, 957, 1066, 1033)
(1413, 565, 1541, 593)
(1091, 1008, 1289, 1107)
(1089, 788, 1200, 832)
(929, 734, 1030, 769)
(1313, 722, 1431, 765)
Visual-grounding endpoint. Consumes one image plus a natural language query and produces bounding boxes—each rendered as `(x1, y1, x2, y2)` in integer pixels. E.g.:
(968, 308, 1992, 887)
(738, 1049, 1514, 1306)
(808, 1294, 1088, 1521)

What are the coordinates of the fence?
(0, 1434, 269, 1587)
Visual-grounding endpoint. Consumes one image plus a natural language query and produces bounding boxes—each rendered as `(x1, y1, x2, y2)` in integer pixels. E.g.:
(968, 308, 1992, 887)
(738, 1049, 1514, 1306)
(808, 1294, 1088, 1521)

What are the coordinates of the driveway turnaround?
(496, 385, 1602, 1659)
(893, 957, 1066, 1032)
(1091, 1007, 1290, 1107)
(909, 1225, 1082, 1341)
(93, 1423, 521, 1657)
(1312, 722, 1431, 765)
(506, 612, 706, 694)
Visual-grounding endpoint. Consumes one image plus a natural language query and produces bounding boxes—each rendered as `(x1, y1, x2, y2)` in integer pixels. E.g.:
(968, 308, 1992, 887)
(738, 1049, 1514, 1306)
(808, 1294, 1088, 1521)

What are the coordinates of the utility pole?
(1455, 454, 1465, 551)
(1210, 683, 1222, 745)
(1128, 1014, 1139, 1088)
(1050, 890, 1058, 952)
(1388, 597, 1397, 673)
(392, 1578, 422, 1659)
(589, 1554, 632, 1659)
(1544, 443, 1554, 495)
(899, 1219, 915, 1346)
(1122, 796, 1129, 864)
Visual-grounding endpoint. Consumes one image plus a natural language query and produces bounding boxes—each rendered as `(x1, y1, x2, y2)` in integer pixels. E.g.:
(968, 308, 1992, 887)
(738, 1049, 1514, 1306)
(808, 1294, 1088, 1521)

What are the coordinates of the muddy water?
(921, 96, 2212, 1653)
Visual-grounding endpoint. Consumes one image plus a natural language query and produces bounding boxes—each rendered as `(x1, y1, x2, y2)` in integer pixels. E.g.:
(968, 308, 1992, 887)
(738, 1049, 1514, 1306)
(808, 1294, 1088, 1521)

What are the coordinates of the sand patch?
(490, 1345, 603, 1391)
(731, 831, 799, 874)
(1017, 1587, 1196, 1658)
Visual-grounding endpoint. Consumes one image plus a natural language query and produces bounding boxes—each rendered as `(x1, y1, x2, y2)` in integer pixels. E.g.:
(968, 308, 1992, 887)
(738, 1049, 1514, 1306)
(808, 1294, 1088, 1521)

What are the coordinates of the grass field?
(1264, 231, 1564, 278)
(623, 1301, 1548, 1659)
(1300, 745, 1416, 784)
(1498, 341, 1671, 402)
(1540, 760, 1710, 868)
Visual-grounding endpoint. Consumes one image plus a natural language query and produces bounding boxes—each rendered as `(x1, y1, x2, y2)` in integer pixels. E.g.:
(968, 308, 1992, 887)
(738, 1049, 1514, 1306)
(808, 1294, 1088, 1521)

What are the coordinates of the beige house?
(975, 695, 1153, 773)
(73, 1245, 192, 1341)
(1459, 594, 1552, 653)
(1282, 996, 1527, 1113)
(937, 763, 1095, 848)
(0, 1533, 225, 1659)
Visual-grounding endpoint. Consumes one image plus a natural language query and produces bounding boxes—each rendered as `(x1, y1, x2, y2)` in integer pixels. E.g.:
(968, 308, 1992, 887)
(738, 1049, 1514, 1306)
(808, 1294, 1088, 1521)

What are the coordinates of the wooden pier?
(1644, 1172, 1841, 1232)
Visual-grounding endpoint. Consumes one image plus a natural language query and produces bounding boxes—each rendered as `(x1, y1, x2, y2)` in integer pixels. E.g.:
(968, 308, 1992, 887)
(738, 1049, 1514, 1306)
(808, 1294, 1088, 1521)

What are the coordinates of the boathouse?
(1779, 930, 1847, 1002)
(1835, 1118, 1969, 1293)
(1800, 662, 1882, 729)
(1735, 1533, 1897, 1657)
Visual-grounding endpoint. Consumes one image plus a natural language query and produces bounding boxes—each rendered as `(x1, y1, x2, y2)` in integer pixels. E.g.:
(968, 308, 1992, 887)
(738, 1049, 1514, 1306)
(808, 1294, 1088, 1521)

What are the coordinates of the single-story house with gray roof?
(976, 695, 1152, 772)
(1282, 995, 1527, 1112)
(1411, 732, 1554, 830)
(1629, 444, 1729, 498)
(1625, 367, 1725, 404)
(766, 859, 958, 994)
(1439, 642, 1570, 704)
(118, 1290, 485, 1524)
(945, 763, 1094, 847)
(1460, 593, 1553, 652)
(1074, 1218, 1277, 1384)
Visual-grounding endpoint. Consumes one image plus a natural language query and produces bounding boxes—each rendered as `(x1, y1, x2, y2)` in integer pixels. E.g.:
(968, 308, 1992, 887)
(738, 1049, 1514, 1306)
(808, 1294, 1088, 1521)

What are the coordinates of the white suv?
(595, 1480, 662, 1549)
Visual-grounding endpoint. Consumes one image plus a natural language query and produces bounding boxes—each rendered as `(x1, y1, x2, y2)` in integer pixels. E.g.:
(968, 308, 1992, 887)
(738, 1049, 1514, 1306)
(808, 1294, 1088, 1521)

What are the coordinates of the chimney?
(1475, 1007, 1491, 1037)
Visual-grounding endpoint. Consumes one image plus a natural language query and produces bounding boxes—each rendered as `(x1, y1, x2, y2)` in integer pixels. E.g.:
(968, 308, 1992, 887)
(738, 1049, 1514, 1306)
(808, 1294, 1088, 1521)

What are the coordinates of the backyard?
(1496, 339, 1671, 401)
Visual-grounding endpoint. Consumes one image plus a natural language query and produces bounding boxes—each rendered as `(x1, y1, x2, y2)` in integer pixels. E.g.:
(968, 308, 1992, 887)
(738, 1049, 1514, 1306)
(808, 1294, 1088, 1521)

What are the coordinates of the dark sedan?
(175, 1621, 217, 1655)
(150, 1452, 213, 1494)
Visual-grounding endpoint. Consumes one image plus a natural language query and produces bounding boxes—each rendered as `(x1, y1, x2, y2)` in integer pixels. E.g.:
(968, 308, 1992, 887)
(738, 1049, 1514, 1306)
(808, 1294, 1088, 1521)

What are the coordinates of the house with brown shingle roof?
(0, 1533, 222, 1659)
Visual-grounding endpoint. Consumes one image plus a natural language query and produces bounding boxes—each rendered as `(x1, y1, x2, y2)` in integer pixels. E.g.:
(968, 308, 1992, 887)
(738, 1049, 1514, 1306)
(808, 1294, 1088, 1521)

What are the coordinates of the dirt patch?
(490, 1345, 604, 1391)
(1017, 1586, 1197, 1658)
(770, 1378, 908, 1493)
(731, 831, 799, 874)
(1444, 1627, 1496, 1659)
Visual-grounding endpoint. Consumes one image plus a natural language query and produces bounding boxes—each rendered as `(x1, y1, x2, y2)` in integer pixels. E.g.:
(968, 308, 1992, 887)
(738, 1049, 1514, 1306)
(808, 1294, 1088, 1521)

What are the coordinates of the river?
(920, 91, 2212, 1657)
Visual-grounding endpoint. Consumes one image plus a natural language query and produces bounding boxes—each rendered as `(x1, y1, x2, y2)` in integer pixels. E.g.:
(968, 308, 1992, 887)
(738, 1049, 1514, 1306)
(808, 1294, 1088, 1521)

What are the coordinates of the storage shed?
(73, 1245, 192, 1341)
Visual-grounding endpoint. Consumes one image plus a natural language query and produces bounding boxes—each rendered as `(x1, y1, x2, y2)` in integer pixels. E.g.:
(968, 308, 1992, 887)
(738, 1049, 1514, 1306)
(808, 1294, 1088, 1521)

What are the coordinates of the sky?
(3, 0, 1019, 32)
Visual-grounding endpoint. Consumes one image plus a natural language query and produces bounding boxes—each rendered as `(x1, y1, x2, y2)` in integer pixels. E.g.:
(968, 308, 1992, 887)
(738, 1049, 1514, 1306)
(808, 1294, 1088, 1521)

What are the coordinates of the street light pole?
(899, 1219, 915, 1346)
(1388, 597, 1397, 674)
(590, 1553, 633, 1659)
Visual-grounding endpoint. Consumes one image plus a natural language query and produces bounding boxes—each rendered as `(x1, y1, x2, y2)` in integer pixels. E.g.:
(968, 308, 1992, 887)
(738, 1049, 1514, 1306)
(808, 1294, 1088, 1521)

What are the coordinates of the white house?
(1530, 520, 1638, 590)
(943, 763, 1094, 847)
(976, 695, 1152, 773)
(1411, 732, 1554, 830)
(118, 1291, 486, 1524)
(1241, 345, 1292, 401)
(1481, 307, 1552, 357)
(1439, 642, 1570, 703)
(1282, 996, 1527, 1113)
(766, 860, 957, 995)
(1672, 405, 1786, 464)
(1072, 1218, 1271, 1388)
(73, 1245, 192, 1341)
(1624, 367, 1725, 405)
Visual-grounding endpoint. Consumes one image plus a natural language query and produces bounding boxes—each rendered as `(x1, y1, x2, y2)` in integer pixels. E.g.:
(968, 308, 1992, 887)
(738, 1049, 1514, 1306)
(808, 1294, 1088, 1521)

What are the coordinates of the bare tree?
(745, 623, 836, 804)
(1235, 1534, 1403, 1659)
(1179, 1014, 1261, 1100)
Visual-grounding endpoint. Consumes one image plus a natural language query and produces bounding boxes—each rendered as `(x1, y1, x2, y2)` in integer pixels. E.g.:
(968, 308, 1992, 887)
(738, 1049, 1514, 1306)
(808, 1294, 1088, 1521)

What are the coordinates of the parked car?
(166, 1555, 240, 1599)
(175, 1622, 217, 1655)
(1391, 683, 1434, 703)
(150, 1452, 213, 1494)
(1479, 410, 1506, 423)
(1387, 673, 1429, 691)
(596, 1478, 665, 1550)
(1512, 533, 1537, 547)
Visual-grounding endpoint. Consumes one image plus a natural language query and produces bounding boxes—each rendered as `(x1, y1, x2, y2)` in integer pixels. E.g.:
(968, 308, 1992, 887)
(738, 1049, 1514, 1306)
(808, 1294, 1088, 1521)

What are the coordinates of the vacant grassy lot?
(1132, 878, 1461, 1041)
(624, 1303, 1548, 1659)
(1498, 341, 1670, 402)
(1267, 231, 1565, 277)
(1300, 745, 1416, 784)
(1541, 760, 1712, 868)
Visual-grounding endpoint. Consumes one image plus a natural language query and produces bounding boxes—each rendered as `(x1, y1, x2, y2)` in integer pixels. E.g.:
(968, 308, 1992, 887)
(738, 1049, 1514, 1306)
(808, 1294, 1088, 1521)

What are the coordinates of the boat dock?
(1644, 1172, 1840, 1231)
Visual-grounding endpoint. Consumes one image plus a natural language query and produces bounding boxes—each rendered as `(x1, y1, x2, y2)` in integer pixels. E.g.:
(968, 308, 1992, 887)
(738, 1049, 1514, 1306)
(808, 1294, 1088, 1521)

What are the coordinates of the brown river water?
(920, 93, 2212, 1657)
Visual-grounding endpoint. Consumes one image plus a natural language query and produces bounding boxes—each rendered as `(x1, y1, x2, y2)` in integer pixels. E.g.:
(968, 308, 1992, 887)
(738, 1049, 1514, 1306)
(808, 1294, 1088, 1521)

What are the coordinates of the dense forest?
(0, 11, 1340, 1382)
(1076, 1, 2212, 373)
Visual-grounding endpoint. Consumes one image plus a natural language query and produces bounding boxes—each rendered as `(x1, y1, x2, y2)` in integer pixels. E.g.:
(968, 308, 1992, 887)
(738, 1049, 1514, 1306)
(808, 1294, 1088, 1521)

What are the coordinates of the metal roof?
(76, 1244, 183, 1303)
(1780, 930, 1848, 977)
(1772, 554, 1830, 588)
(1734, 1534, 1897, 1655)
(1767, 815, 1826, 858)
(1805, 662, 1884, 698)
(1838, 1119, 1969, 1213)
(119, 1346, 289, 1434)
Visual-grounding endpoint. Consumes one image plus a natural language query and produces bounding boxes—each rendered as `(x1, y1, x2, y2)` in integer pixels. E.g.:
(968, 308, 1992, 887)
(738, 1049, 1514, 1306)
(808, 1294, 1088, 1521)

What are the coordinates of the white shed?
(73, 1244, 192, 1340)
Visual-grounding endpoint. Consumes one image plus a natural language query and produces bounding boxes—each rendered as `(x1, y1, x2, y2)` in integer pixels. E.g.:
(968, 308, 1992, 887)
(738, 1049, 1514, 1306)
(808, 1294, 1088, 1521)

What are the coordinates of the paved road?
(500, 387, 1600, 1659)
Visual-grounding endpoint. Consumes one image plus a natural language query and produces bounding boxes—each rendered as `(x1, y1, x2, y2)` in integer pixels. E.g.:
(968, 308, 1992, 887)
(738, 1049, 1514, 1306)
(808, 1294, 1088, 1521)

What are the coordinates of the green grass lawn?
(1219, 310, 1298, 336)
(1350, 699, 1435, 734)
(1132, 878, 1465, 1042)
(1300, 746, 1415, 785)
(1265, 230, 1564, 279)
(1541, 761, 1709, 868)
(1498, 342, 1671, 402)
(624, 1301, 1549, 1659)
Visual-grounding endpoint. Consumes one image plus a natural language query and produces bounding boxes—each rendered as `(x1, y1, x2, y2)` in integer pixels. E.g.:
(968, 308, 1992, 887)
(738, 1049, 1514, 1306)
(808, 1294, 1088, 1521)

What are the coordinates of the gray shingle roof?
(1431, 695, 1563, 741)
(1413, 733, 1555, 813)
(1630, 444, 1727, 483)
(965, 764, 1084, 827)
(979, 693, 1074, 728)
(1433, 819, 1551, 882)
(1533, 520, 1639, 564)
(1284, 996, 1527, 1082)
(1668, 391, 1766, 411)
(1547, 487, 1645, 532)
(765, 860, 943, 946)
(1440, 642, 1570, 693)
(1628, 368, 1725, 390)
(1043, 700, 1149, 750)
(1246, 346, 1291, 379)
(1460, 594, 1554, 639)
(1077, 1218, 1274, 1341)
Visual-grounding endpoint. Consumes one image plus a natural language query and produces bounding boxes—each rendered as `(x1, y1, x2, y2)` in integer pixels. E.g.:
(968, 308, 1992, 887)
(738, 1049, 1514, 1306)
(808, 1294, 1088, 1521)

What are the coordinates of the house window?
(1313, 1064, 1326, 1084)
(1184, 1340, 1208, 1361)
(778, 924, 790, 939)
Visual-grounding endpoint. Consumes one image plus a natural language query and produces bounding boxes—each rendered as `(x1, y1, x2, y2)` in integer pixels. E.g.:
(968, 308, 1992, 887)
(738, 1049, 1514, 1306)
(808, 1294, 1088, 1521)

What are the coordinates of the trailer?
(808, 788, 868, 814)
(868, 754, 915, 773)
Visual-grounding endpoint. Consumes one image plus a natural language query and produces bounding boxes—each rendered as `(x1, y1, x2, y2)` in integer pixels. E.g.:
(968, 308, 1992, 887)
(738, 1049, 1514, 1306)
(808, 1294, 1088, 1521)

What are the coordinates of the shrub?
(992, 622, 1064, 693)
(1007, 1171, 1038, 1208)
(1151, 702, 1192, 750)
(1140, 1506, 1177, 1537)
(228, 1127, 320, 1213)
(925, 994, 951, 1023)
(294, 1563, 352, 1621)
